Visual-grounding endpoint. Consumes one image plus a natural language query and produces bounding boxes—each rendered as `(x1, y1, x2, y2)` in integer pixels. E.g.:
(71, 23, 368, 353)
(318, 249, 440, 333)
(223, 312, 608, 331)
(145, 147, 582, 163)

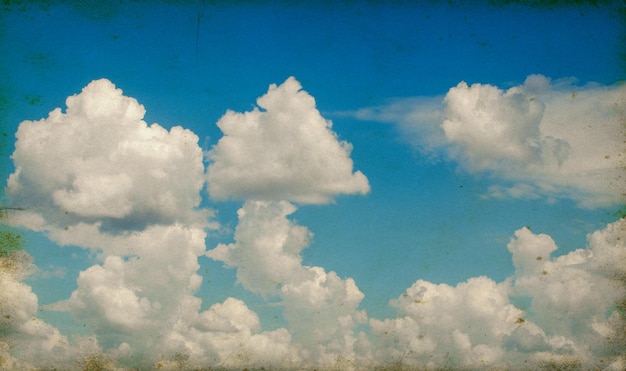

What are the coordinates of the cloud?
(206, 77, 370, 204)
(50, 225, 207, 334)
(368, 218, 626, 369)
(349, 75, 625, 208)
(369, 276, 522, 369)
(156, 296, 302, 369)
(6, 78, 211, 233)
(441, 77, 566, 172)
(508, 222, 626, 355)
(206, 78, 373, 367)
(207, 200, 367, 368)
(0, 250, 102, 368)
(3, 79, 298, 369)
(3, 77, 624, 370)
(208, 201, 310, 296)
(43, 221, 303, 370)
(348, 96, 447, 158)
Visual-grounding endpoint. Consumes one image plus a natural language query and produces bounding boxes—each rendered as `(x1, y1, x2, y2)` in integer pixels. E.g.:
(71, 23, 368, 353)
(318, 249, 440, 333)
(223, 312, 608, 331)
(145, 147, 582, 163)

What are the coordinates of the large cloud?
(206, 77, 372, 367)
(6, 78, 210, 233)
(367, 218, 626, 370)
(50, 225, 207, 334)
(350, 75, 625, 208)
(207, 77, 370, 204)
(4, 76, 624, 370)
(369, 275, 526, 369)
(2, 79, 299, 369)
(207, 200, 367, 368)
(44, 222, 302, 370)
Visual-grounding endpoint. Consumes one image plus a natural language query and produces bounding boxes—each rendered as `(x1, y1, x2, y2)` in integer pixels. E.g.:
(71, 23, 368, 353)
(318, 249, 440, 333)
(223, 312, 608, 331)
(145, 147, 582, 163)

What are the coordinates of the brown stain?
(0, 207, 24, 257)
(79, 353, 117, 371)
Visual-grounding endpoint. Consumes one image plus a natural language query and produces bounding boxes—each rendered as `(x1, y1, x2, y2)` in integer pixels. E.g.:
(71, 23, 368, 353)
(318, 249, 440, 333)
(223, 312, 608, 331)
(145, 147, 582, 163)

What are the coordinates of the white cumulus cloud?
(367, 218, 625, 370)
(206, 77, 373, 368)
(3, 76, 624, 370)
(3, 79, 294, 369)
(369, 276, 522, 369)
(0, 250, 103, 369)
(207, 76, 370, 204)
(207, 200, 367, 368)
(6, 78, 211, 233)
(507, 222, 626, 362)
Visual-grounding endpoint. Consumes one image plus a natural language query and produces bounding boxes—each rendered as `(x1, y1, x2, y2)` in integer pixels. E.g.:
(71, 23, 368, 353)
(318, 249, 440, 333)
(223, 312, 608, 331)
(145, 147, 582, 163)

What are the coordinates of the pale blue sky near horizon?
(1, 0, 624, 343)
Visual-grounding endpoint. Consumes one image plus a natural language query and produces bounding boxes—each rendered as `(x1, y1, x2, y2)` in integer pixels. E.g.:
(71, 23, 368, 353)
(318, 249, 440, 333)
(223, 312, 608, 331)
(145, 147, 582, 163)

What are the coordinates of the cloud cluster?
(2, 79, 303, 369)
(351, 75, 625, 207)
(207, 77, 369, 204)
(2, 77, 624, 370)
(205, 78, 373, 367)
(207, 200, 367, 367)
(368, 218, 626, 370)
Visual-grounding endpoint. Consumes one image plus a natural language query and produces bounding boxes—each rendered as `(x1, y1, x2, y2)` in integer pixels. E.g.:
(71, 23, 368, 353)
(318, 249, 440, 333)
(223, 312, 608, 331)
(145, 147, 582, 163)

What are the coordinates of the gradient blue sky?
(1, 1, 624, 370)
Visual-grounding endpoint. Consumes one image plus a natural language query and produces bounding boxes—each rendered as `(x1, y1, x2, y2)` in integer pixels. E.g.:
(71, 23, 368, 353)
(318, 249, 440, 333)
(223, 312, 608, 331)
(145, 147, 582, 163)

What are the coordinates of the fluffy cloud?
(156, 296, 303, 369)
(208, 201, 311, 296)
(207, 200, 367, 368)
(443, 75, 624, 207)
(206, 78, 372, 367)
(350, 75, 625, 207)
(6, 78, 210, 233)
(369, 276, 522, 369)
(41, 221, 303, 369)
(442, 77, 567, 172)
(2, 79, 293, 369)
(0, 250, 102, 369)
(368, 218, 626, 370)
(50, 225, 207, 335)
(507, 221, 626, 363)
(4, 76, 624, 370)
(207, 77, 369, 204)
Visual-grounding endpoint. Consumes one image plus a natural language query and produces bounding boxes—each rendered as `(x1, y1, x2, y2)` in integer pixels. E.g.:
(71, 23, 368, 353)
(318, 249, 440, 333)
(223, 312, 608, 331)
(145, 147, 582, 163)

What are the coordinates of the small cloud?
(484, 183, 542, 201)
(31, 266, 66, 280)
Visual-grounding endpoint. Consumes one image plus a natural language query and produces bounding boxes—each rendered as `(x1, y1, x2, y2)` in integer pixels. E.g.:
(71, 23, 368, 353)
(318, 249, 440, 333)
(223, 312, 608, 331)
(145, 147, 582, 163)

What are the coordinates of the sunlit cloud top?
(207, 77, 370, 204)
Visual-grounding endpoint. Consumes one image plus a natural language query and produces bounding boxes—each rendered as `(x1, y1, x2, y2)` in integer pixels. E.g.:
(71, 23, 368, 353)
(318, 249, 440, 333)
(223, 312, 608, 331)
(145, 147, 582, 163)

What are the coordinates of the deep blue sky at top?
(0, 1, 624, 324)
(3, 2, 622, 125)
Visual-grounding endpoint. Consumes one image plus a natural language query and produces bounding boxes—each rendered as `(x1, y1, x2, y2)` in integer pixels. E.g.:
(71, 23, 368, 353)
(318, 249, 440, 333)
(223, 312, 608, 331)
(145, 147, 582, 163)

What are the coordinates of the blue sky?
(0, 1, 624, 370)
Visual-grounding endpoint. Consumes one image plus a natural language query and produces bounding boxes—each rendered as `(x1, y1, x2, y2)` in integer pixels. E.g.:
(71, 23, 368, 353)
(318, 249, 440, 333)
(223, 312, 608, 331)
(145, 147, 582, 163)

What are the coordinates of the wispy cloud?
(348, 75, 626, 208)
